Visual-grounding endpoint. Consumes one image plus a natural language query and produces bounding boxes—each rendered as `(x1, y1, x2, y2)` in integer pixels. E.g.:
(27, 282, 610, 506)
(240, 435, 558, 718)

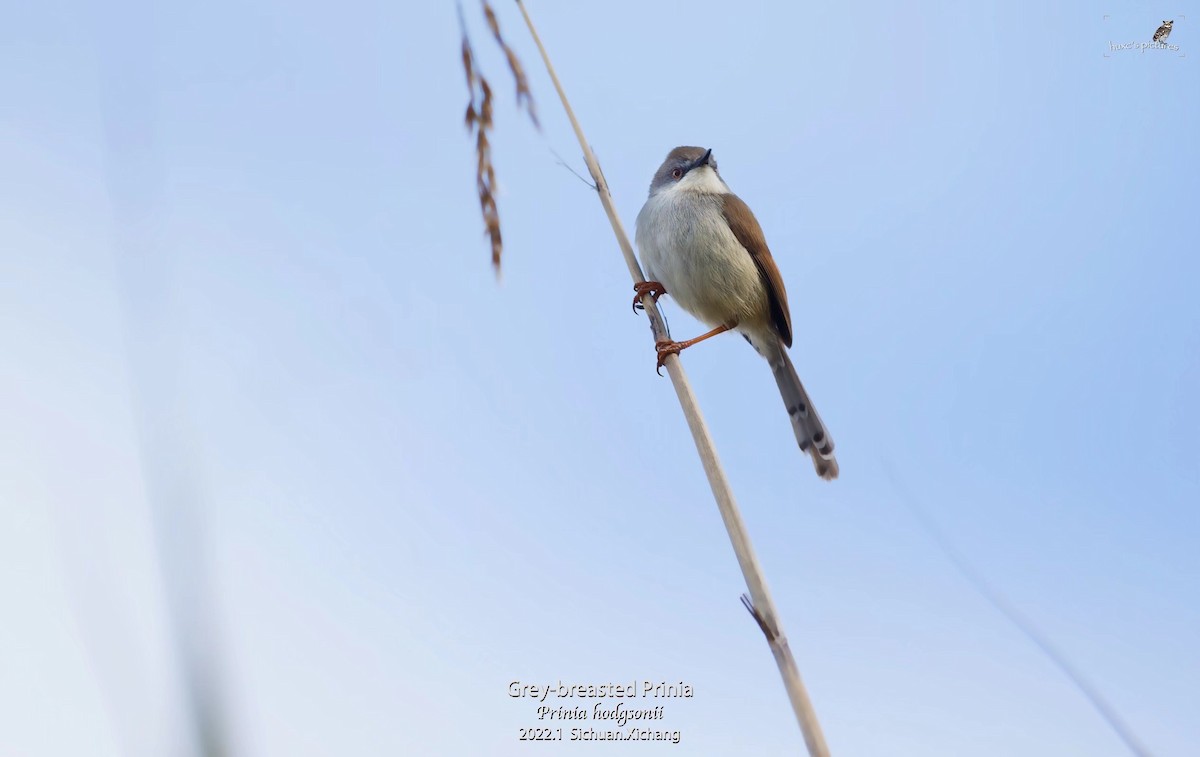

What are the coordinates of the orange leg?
(655, 323, 734, 375)
(632, 281, 667, 313)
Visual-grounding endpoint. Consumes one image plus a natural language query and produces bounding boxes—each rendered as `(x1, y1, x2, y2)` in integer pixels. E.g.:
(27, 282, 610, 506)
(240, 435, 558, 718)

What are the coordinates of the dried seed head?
(482, 0, 539, 129)
(459, 1, 539, 275)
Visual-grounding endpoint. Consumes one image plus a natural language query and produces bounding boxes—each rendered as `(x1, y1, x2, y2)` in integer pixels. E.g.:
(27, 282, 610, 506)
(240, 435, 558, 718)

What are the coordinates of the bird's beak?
(687, 149, 713, 173)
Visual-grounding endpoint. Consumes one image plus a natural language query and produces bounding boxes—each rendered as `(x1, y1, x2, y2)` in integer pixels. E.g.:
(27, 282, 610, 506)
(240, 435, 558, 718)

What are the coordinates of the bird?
(633, 146, 839, 481)
(1153, 20, 1173, 43)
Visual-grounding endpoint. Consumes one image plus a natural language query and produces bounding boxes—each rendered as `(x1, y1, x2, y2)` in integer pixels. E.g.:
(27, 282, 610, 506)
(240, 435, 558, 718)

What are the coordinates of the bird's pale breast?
(636, 189, 770, 333)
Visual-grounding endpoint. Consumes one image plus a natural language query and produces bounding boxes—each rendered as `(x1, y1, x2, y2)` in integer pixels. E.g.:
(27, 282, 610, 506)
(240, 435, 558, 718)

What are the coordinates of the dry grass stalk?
(512, 2, 831, 755)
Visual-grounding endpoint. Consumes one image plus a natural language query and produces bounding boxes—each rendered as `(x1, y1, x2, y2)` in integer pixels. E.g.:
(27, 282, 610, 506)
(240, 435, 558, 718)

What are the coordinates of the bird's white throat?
(670, 165, 728, 196)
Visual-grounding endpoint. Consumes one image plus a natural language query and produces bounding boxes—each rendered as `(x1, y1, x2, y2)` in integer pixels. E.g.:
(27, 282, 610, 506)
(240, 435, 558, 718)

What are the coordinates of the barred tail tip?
(812, 452, 839, 481)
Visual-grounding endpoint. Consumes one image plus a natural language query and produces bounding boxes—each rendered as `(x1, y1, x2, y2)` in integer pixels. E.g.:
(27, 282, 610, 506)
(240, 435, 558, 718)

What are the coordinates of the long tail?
(768, 348, 839, 481)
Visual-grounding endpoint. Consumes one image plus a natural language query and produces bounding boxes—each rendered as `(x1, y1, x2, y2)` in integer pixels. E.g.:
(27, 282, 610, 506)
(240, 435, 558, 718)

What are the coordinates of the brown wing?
(720, 193, 793, 347)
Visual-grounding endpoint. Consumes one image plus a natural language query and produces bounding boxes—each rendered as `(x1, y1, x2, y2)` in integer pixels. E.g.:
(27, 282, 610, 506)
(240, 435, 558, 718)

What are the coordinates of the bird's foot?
(651, 323, 735, 375)
(632, 281, 667, 313)
(654, 339, 682, 375)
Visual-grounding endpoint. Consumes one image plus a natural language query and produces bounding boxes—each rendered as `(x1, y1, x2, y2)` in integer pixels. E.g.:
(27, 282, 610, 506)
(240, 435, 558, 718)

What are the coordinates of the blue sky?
(1, 0, 1197, 755)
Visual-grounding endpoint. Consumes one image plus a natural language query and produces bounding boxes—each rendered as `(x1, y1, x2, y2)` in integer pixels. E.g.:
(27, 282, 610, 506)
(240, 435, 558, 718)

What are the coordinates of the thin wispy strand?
(883, 460, 1153, 757)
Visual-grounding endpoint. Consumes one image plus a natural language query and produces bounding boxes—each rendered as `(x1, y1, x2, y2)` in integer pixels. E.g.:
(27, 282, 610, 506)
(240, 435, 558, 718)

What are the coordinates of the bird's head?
(648, 146, 727, 196)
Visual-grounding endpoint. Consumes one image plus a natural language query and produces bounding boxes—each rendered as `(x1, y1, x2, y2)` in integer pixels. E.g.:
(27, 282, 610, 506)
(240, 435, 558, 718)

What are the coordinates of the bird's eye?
(671, 167, 683, 179)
